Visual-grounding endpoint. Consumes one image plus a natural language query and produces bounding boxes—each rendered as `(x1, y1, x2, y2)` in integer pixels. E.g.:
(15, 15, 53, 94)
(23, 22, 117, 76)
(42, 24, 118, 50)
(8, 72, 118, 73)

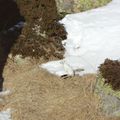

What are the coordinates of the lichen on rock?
(95, 75, 120, 117)
(55, 0, 111, 13)
(94, 59, 120, 117)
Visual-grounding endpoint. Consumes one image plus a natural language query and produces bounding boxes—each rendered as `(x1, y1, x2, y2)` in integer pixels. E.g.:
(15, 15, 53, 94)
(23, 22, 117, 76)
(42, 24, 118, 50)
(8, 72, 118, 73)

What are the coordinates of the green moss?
(59, 12, 69, 19)
(95, 75, 120, 99)
(77, 0, 111, 12)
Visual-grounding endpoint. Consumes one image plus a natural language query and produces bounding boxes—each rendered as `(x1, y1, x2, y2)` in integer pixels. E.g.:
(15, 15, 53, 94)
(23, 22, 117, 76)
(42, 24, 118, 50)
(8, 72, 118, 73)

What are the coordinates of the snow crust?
(41, 0, 120, 76)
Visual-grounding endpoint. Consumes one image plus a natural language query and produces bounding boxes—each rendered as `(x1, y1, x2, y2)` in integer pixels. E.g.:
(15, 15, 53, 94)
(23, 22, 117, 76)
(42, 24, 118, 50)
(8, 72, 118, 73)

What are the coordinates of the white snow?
(0, 90, 11, 97)
(0, 109, 11, 120)
(41, 0, 120, 76)
(0, 90, 11, 120)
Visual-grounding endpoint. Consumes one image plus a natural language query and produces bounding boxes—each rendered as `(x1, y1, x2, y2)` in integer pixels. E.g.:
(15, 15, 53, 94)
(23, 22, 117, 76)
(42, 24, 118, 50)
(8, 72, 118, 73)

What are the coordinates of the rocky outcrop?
(55, 0, 75, 13)
(94, 59, 120, 117)
(95, 76, 120, 117)
(55, 0, 111, 13)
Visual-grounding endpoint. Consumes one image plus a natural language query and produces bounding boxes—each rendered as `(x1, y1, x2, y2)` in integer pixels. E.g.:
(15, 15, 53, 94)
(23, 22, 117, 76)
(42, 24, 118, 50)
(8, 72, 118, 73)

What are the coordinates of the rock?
(101, 94, 120, 117)
(55, 0, 74, 13)
(55, 0, 111, 13)
(95, 76, 120, 117)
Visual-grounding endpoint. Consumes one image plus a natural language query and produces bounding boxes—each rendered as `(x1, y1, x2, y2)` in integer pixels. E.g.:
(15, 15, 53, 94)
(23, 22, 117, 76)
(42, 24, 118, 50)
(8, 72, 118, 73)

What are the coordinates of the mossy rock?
(76, 0, 112, 12)
(55, 0, 112, 13)
(95, 75, 120, 98)
(95, 75, 120, 117)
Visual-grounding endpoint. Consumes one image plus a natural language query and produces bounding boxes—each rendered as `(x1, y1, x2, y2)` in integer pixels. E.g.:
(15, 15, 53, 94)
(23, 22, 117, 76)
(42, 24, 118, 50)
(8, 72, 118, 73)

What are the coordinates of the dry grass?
(0, 58, 119, 120)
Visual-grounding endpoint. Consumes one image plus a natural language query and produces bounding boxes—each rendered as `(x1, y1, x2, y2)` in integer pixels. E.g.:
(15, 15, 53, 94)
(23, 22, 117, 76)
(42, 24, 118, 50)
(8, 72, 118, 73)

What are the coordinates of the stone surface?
(101, 94, 120, 116)
(95, 76, 120, 117)
(55, 0, 111, 13)
(55, 0, 74, 13)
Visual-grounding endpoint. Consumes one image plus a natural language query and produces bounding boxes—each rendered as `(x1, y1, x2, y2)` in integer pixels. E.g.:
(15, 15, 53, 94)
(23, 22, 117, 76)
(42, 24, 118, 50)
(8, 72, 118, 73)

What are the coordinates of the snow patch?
(0, 90, 11, 97)
(0, 109, 11, 120)
(0, 90, 11, 120)
(41, 0, 120, 76)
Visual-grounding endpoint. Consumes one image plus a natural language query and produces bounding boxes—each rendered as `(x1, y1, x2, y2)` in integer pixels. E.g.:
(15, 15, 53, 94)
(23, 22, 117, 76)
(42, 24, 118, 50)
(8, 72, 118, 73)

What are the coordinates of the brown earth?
(0, 58, 119, 120)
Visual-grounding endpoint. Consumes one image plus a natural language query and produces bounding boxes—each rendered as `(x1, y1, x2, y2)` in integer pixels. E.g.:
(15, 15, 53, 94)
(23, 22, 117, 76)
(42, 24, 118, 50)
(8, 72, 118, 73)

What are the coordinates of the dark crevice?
(0, 0, 25, 91)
